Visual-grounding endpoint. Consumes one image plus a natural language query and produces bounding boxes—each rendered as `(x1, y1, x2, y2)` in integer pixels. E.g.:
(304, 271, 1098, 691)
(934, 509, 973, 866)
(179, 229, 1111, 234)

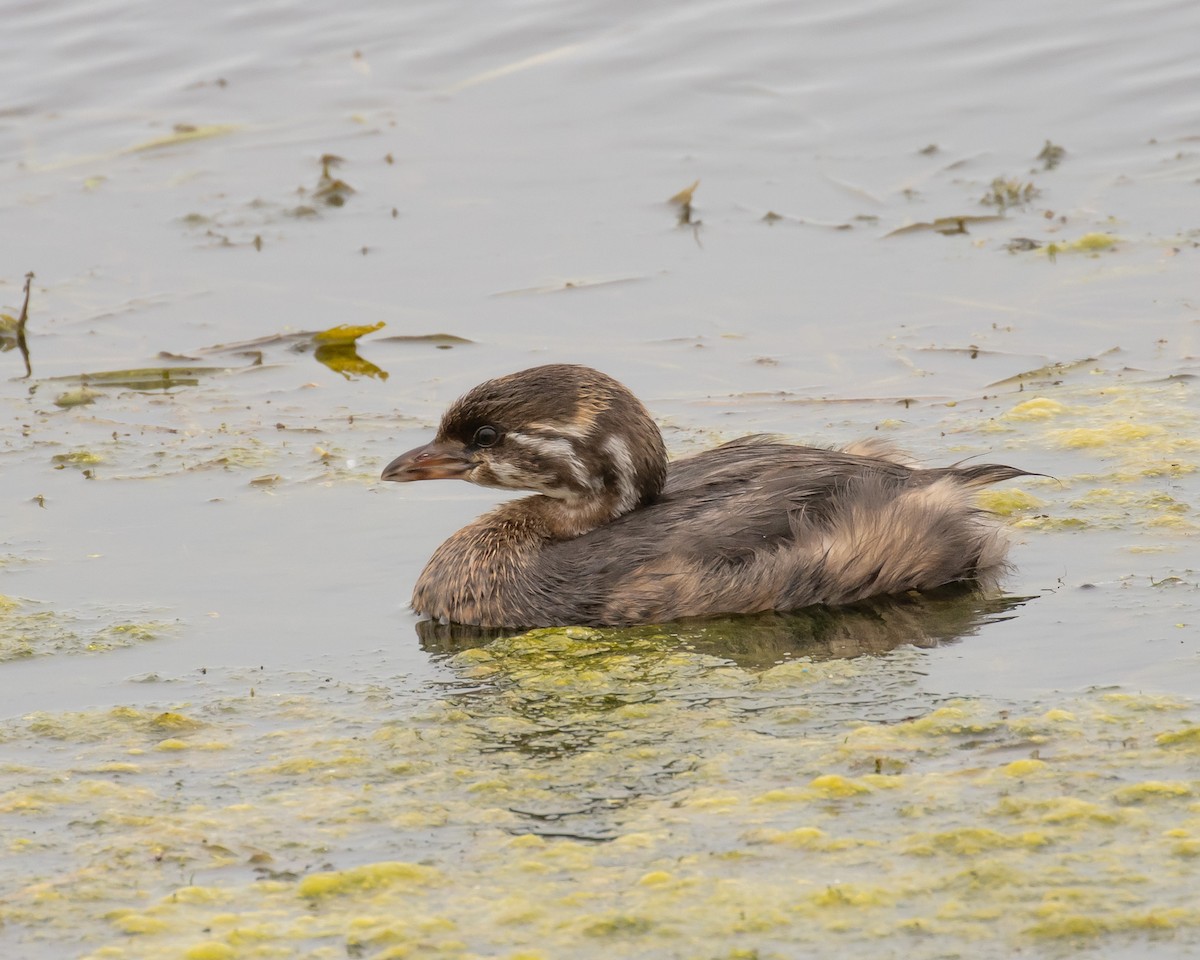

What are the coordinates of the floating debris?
(185, 323, 394, 376)
(885, 215, 1007, 237)
(1005, 237, 1043, 252)
(313, 322, 386, 345)
(668, 179, 700, 226)
(123, 123, 240, 154)
(46, 367, 215, 391)
(988, 350, 1117, 387)
(312, 153, 355, 207)
(492, 276, 645, 297)
(310, 322, 388, 379)
(376, 332, 474, 346)
(981, 177, 1040, 211)
(1037, 140, 1067, 170)
(760, 211, 854, 230)
(0, 271, 33, 377)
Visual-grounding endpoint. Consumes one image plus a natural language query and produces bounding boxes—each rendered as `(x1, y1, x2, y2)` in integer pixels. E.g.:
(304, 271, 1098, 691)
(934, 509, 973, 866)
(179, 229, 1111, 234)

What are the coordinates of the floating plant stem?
(16, 271, 32, 378)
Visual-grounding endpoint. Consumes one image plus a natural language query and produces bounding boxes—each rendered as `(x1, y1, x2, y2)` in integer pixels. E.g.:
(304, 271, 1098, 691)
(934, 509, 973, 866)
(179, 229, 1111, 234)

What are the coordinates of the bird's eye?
(473, 425, 500, 447)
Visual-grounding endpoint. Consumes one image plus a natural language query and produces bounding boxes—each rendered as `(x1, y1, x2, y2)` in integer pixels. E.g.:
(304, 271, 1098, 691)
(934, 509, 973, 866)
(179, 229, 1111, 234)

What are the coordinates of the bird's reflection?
(414, 585, 1032, 669)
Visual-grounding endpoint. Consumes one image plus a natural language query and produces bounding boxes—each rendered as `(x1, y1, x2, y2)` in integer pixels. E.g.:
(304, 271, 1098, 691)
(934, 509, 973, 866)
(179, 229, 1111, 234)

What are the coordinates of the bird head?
(382, 364, 667, 515)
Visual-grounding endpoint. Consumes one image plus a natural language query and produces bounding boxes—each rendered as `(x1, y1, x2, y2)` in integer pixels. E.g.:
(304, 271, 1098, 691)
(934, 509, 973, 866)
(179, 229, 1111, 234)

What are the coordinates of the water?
(2, 0, 1199, 956)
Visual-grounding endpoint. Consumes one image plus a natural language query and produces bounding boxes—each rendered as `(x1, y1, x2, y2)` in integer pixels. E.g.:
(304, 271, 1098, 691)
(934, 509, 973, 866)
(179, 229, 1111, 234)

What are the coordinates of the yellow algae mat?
(3, 629, 1199, 959)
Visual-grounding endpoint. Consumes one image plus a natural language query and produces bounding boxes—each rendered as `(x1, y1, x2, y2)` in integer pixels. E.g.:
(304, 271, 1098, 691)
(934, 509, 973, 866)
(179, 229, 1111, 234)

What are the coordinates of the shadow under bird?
(382, 364, 1029, 628)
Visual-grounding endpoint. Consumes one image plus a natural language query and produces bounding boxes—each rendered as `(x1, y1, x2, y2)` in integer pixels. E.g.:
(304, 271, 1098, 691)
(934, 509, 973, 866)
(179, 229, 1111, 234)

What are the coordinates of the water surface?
(2, 0, 1199, 956)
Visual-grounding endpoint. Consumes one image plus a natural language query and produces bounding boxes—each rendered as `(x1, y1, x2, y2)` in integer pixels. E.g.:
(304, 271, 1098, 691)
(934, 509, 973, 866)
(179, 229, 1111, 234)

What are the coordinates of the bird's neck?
(410, 493, 630, 627)
(502, 492, 632, 541)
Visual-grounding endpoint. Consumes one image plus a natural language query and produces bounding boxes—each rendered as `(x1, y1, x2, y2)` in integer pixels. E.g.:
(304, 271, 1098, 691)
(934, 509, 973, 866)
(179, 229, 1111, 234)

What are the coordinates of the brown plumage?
(382, 364, 1029, 628)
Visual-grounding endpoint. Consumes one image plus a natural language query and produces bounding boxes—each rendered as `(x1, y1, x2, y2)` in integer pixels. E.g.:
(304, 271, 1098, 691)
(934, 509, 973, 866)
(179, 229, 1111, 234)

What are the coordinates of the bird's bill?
(381, 439, 473, 482)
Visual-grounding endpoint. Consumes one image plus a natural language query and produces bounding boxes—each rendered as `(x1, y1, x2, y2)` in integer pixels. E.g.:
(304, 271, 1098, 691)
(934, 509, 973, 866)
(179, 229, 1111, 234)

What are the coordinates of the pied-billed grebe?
(382, 364, 1028, 628)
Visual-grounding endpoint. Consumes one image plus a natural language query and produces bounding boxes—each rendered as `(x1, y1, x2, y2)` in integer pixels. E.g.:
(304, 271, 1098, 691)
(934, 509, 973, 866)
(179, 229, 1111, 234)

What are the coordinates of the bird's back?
(541, 437, 1026, 624)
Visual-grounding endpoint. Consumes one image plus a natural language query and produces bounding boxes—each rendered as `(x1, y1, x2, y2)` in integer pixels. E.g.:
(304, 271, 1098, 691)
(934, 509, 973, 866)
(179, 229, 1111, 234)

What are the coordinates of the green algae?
(0, 598, 171, 662)
(53, 386, 103, 407)
(22, 705, 204, 742)
(976, 487, 1044, 517)
(418, 590, 1029, 668)
(1156, 725, 1200, 748)
(3, 649, 1200, 960)
(50, 449, 104, 468)
(1043, 232, 1120, 257)
(298, 861, 441, 898)
(974, 374, 1200, 538)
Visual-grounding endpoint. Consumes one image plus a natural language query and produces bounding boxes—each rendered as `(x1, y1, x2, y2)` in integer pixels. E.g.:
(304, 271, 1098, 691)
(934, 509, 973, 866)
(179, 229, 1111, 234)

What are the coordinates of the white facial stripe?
(507, 432, 593, 491)
(603, 433, 638, 512)
(488, 460, 563, 493)
(525, 420, 592, 440)
(488, 460, 531, 486)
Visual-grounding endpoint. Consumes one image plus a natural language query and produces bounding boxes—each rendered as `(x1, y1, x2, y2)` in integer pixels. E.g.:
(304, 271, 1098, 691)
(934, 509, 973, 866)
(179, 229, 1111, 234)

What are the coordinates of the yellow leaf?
(668, 180, 700, 206)
(313, 322, 385, 345)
